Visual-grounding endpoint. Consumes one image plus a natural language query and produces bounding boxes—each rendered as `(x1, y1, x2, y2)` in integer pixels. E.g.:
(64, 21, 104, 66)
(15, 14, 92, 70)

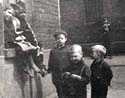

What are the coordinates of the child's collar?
(70, 58, 85, 66)
(94, 59, 104, 64)
(57, 44, 66, 49)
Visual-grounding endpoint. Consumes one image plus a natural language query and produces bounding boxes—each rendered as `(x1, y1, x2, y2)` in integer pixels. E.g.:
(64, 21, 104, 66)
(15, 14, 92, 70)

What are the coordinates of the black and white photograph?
(0, 0, 125, 98)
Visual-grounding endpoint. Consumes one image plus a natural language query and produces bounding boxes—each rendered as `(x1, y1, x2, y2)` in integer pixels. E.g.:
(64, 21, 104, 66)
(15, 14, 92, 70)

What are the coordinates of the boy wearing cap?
(62, 44, 90, 98)
(90, 45, 113, 98)
(48, 30, 71, 98)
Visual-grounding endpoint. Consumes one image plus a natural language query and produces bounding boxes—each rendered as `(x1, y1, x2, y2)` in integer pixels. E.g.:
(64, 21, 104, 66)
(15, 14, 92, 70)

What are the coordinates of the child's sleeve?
(81, 66, 91, 85)
(26, 22, 38, 46)
(47, 50, 53, 73)
(70, 65, 91, 85)
(106, 64, 113, 86)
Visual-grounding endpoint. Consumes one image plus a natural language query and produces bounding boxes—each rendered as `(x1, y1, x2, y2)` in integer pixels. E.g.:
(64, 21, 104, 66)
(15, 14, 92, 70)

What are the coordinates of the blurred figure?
(4, 3, 41, 78)
(102, 17, 112, 59)
(4, 3, 20, 48)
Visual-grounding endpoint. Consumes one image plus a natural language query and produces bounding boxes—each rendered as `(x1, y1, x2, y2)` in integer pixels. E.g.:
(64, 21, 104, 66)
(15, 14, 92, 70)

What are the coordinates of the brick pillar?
(0, 0, 58, 98)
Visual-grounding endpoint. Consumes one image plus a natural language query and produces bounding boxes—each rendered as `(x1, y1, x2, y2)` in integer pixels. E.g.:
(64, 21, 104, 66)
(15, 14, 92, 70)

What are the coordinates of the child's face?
(4, 9, 14, 21)
(55, 34, 67, 46)
(91, 49, 100, 60)
(69, 52, 82, 64)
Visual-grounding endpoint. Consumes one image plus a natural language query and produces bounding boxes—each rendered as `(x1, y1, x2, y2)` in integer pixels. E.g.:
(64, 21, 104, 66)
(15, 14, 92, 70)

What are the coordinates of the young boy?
(48, 30, 71, 98)
(62, 44, 91, 98)
(14, 2, 41, 77)
(90, 45, 113, 98)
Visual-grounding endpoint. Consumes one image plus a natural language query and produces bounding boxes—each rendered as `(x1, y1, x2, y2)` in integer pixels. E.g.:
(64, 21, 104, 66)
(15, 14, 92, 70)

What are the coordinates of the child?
(62, 44, 91, 98)
(90, 45, 113, 98)
(13, 2, 41, 77)
(4, 3, 21, 48)
(48, 30, 71, 98)
(102, 17, 112, 58)
(33, 42, 47, 77)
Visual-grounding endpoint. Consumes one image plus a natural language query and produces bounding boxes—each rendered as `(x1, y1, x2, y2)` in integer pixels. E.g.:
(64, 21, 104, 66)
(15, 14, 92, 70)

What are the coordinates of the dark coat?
(91, 60, 113, 98)
(62, 59, 91, 98)
(48, 45, 71, 84)
(48, 45, 71, 98)
(18, 18, 38, 46)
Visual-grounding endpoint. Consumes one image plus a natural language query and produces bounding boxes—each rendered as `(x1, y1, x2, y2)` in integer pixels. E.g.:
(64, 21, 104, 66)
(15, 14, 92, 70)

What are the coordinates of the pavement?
(47, 85, 125, 98)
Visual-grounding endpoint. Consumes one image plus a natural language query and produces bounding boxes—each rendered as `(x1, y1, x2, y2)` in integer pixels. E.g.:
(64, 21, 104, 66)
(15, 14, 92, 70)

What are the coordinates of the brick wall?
(103, 0, 125, 42)
(60, 0, 104, 44)
(60, 0, 125, 43)
(30, 0, 59, 49)
(60, 0, 125, 54)
(60, 0, 87, 44)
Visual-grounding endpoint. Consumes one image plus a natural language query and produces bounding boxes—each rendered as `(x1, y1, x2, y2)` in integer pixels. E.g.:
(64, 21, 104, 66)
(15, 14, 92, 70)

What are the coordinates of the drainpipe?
(58, 0, 61, 30)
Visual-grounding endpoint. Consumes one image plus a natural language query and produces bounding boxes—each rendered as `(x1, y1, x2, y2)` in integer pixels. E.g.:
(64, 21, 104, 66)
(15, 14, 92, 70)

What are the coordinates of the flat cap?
(54, 29, 67, 38)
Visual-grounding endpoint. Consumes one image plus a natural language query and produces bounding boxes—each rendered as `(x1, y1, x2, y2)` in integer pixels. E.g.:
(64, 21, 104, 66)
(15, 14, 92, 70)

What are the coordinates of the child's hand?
(16, 31, 23, 35)
(62, 72, 71, 79)
(36, 46, 40, 56)
(70, 74, 81, 80)
(40, 68, 48, 77)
